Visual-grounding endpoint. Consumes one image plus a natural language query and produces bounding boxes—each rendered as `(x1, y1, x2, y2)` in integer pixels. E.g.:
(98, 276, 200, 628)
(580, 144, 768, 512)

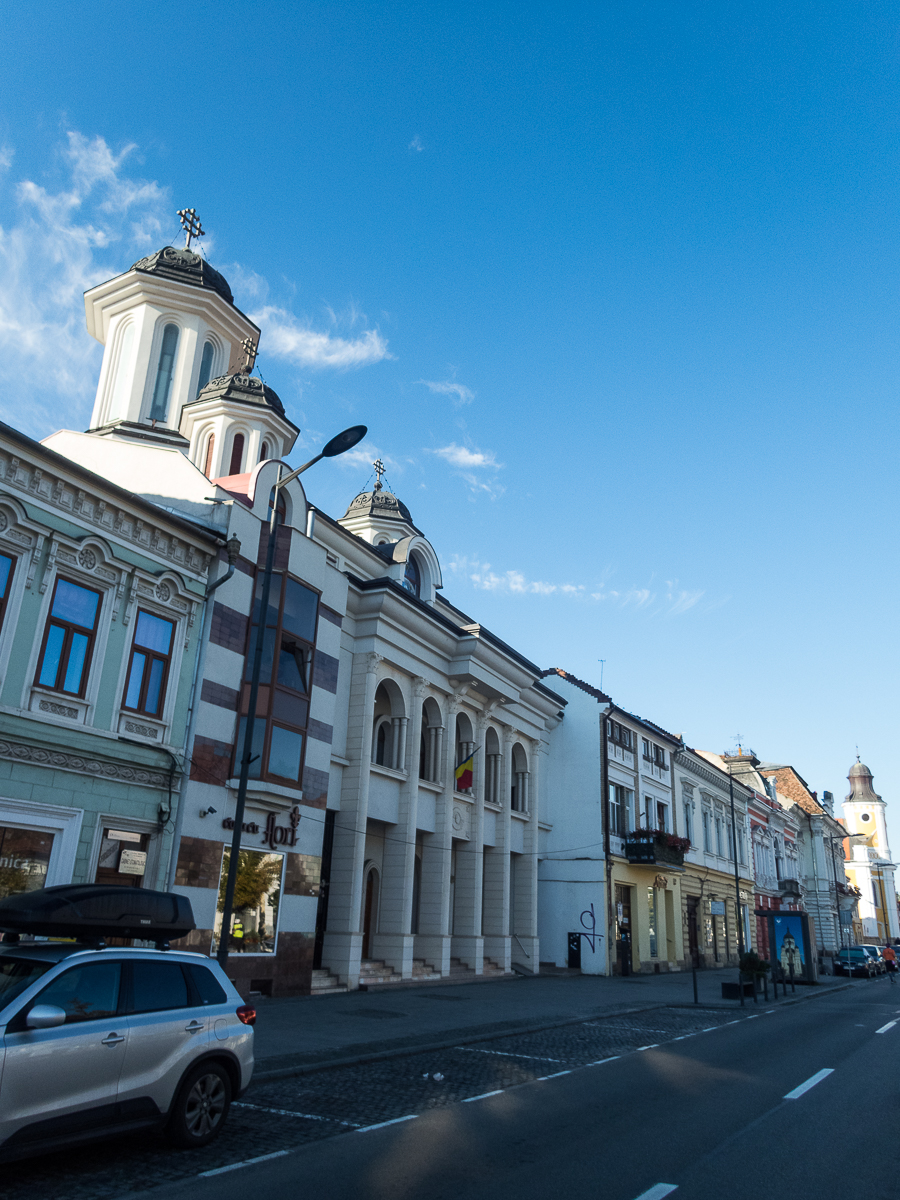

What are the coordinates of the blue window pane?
(268, 726, 303, 782)
(125, 652, 146, 708)
(145, 658, 165, 715)
(52, 580, 99, 629)
(251, 574, 283, 628)
(236, 718, 266, 779)
(149, 323, 179, 422)
(134, 611, 173, 654)
(277, 639, 307, 692)
(244, 627, 276, 683)
(282, 579, 317, 641)
(39, 625, 65, 687)
(63, 632, 89, 694)
(0, 554, 11, 599)
(197, 342, 215, 395)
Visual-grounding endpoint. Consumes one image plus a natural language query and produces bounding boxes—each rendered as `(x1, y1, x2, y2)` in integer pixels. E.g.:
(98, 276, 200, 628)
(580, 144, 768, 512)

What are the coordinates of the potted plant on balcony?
(624, 828, 691, 867)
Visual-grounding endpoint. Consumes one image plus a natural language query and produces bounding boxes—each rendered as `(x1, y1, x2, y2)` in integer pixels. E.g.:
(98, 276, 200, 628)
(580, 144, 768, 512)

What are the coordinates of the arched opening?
(108, 322, 135, 420)
(149, 323, 179, 422)
(229, 433, 245, 475)
(485, 726, 501, 805)
(402, 554, 421, 598)
(511, 742, 529, 811)
(419, 697, 443, 781)
(259, 440, 269, 463)
(455, 712, 475, 793)
(371, 680, 407, 771)
(362, 865, 379, 959)
(197, 341, 215, 394)
(203, 433, 216, 478)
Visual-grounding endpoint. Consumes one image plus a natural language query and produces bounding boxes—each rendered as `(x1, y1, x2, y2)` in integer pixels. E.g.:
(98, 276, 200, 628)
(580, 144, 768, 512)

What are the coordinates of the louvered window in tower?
(149, 324, 179, 422)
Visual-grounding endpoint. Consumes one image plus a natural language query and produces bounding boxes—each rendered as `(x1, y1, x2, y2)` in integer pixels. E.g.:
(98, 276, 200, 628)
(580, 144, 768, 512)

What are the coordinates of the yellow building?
(842, 759, 899, 944)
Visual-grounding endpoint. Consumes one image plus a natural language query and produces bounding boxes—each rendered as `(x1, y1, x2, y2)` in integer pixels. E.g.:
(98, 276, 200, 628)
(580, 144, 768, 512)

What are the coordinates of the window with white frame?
(122, 610, 175, 718)
(683, 800, 694, 846)
(149, 323, 179, 422)
(609, 783, 634, 835)
(715, 817, 724, 857)
(702, 810, 712, 853)
(35, 577, 101, 697)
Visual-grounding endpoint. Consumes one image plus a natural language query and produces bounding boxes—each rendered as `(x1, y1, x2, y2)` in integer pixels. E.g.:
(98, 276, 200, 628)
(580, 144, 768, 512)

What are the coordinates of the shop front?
(609, 857, 685, 974)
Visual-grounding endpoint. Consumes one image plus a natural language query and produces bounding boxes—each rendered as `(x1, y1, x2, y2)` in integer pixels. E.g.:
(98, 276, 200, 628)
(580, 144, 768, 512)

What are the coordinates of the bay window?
(237, 571, 318, 787)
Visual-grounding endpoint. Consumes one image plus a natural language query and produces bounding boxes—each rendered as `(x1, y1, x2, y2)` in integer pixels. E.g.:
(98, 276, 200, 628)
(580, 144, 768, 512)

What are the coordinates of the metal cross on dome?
(177, 208, 205, 249)
(373, 459, 386, 490)
(240, 337, 258, 374)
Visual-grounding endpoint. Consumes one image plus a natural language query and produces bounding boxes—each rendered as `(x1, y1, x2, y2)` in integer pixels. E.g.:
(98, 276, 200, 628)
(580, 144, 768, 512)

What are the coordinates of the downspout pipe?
(166, 533, 242, 890)
(601, 704, 612, 976)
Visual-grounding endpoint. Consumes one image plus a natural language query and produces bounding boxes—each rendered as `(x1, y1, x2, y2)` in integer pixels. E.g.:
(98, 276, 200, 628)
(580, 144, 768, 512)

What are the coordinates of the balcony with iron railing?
(624, 828, 690, 868)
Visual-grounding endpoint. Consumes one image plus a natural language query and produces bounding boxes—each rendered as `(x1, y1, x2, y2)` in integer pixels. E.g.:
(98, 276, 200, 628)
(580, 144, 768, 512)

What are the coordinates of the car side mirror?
(26, 1004, 67, 1030)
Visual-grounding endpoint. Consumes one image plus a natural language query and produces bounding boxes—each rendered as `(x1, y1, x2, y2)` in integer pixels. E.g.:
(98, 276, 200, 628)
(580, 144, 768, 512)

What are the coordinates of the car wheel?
(166, 1062, 232, 1149)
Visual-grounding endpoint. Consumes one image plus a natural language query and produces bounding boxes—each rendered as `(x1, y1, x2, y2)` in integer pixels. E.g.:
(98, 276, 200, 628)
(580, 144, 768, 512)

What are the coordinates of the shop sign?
(710, 900, 726, 915)
(119, 849, 147, 876)
(107, 829, 142, 844)
(222, 806, 300, 850)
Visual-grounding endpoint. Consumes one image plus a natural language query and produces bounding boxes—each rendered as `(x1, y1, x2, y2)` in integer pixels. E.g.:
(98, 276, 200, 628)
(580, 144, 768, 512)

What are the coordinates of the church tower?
(81, 208, 297, 473)
(842, 759, 899, 942)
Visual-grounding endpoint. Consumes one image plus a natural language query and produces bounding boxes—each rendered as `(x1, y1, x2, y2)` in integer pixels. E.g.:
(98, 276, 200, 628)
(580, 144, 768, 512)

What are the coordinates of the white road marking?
(199, 1150, 290, 1177)
(233, 1101, 359, 1126)
(747, 1015, 760, 1020)
(876, 1020, 897, 1034)
(455, 1046, 564, 1063)
(587, 1055, 620, 1066)
(357, 1114, 418, 1132)
(462, 1090, 504, 1102)
(701, 1027, 718, 1032)
(539, 1070, 573, 1079)
(636, 1044, 660, 1051)
(633, 1185, 679, 1200)
(724, 1020, 741, 1026)
(784, 1068, 834, 1099)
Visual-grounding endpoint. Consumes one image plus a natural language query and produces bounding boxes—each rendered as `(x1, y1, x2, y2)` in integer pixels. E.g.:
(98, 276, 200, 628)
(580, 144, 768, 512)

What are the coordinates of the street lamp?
(217, 425, 367, 968)
(728, 775, 747, 1006)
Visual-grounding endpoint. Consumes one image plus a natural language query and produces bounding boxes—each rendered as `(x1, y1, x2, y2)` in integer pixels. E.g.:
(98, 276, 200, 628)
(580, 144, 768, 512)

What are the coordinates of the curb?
(250, 980, 856, 1085)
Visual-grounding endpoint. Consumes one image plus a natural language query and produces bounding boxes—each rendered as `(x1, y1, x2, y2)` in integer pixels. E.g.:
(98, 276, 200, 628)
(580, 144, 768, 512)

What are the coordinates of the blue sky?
(1, 3, 899, 847)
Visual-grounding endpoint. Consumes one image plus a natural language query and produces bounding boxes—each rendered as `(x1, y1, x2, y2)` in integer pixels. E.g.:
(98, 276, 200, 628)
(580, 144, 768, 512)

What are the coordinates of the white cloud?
(417, 378, 474, 405)
(408, 136, 424, 152)
(0, 131, 171, 437)
(432, 443, 501, 469)
(250, 304, 391, 370)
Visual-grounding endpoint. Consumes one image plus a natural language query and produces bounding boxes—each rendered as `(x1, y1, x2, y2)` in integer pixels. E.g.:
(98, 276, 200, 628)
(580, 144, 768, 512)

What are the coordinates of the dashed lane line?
(876, 1020, 897, 1034)
(455, 1046, 565, 1063)
(233, 1102, 360, 1127)
(633, 1185, 678, 1200)
(462, 1090, 504, 1102)
(356, 1114, 419, 1133)
(784, 1068, 834, 1100)
(199, 1150, 290, 1178)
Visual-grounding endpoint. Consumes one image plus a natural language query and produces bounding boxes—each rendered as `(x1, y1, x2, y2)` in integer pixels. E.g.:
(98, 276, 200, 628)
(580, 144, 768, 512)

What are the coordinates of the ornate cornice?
(0, 739, 170, 790)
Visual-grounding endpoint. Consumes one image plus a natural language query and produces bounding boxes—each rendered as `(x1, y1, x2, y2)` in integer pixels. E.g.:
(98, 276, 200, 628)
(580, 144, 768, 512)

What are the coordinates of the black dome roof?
(342, 487, 414, 524)
(130, 246, 234, 305)
(189, 372, 287, 418)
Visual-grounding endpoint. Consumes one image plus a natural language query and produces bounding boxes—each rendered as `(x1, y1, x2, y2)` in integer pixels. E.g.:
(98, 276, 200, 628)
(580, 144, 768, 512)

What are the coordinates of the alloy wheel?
(184, 1072, 227, 1138)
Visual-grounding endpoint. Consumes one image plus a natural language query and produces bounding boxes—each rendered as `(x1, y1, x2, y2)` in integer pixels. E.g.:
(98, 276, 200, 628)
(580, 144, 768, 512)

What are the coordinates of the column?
(322, 651, 381, 989)
(374, 684, 423, 978)
(512, 740, 540, 969)
(416, 697, 455, 976)
(450, 710, 482, 971)
(483, 723, 512, 972)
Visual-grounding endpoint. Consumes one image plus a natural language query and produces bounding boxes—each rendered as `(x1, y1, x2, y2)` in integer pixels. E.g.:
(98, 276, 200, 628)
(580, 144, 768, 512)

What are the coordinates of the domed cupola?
(83, 208, 262, 447)
(180, 365, 299, 480)
(338, 460, 442, 604)
(847, 759, 882, 805)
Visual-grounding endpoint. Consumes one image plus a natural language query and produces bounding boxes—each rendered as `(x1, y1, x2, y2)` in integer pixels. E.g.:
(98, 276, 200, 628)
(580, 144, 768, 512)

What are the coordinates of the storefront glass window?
(0, 826, 54, 899)
(212, 849, 283, 955)
(647, 886, 658, 957)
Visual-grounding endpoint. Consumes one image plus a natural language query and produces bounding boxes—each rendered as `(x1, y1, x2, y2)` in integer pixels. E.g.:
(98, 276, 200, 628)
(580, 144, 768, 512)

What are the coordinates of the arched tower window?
(197, 341, 215, 395)
(149, 323, 179, 422)
(203, 434, 216, 478)
(402, 555, 421, 597)
(229, 433, 245, 475)
(259, 440, 269, 463)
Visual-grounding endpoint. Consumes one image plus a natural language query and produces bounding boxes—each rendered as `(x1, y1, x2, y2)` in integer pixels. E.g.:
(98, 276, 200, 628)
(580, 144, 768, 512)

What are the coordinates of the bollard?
(789, 960, 796, 994)
(692, 964, 699, 1005)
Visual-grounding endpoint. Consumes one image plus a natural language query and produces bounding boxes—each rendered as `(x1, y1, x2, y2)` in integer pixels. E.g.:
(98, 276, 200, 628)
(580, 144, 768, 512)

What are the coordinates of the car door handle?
(101, 1033, 126, 1046)
(184, 1021, 205, 1034)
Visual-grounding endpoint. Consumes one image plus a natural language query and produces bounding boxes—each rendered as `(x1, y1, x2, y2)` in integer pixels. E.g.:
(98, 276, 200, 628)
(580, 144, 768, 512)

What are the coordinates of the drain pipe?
(166, 533, 241, 889)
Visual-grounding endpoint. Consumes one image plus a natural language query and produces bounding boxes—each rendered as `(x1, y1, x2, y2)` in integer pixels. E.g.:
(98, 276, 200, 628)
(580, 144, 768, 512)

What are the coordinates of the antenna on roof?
(598, 659, 605, 691)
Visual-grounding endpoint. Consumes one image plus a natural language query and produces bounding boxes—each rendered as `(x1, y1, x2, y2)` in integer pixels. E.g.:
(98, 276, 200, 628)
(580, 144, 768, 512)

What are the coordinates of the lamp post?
(728, 774, 747, 1005)
(216, 425, 367, 969)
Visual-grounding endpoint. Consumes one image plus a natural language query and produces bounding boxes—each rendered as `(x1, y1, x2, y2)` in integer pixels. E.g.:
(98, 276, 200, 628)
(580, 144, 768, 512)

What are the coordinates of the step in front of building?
(310, 967, 348, 996)
(356, 955, 517, 990)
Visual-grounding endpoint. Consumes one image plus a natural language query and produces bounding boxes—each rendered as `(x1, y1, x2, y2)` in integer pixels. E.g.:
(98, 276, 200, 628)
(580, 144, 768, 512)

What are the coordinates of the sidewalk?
(250, 967, 856, 1081)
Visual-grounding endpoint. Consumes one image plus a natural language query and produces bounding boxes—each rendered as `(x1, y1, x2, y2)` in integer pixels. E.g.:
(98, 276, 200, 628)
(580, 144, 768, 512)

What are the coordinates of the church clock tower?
(842, 759, 899, 943)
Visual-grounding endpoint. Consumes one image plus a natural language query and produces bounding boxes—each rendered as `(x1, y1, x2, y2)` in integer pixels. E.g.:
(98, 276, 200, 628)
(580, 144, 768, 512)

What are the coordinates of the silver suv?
(0, 942, 254, 1162)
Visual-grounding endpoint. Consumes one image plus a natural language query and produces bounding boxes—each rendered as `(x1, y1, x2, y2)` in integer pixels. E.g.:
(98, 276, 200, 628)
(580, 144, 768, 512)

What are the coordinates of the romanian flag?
(455, 748, 477, 790)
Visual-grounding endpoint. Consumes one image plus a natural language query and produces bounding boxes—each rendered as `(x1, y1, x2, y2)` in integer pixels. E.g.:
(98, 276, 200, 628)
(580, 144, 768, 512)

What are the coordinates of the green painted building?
(0, 420, 221, 902)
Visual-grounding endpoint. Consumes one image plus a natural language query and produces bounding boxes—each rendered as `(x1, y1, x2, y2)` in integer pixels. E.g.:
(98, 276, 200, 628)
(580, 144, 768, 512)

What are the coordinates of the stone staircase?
(358, 958, 403, 986)
(352, 955, 517, 991)
(310, 967, 348, 996)
(412, 957, 442, 981)
(481, 956, 510, 978)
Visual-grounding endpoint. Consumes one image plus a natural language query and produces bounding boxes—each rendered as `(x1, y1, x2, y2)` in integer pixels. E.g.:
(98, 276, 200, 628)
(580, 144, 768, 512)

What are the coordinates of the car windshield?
(0, 956, 53, 1010)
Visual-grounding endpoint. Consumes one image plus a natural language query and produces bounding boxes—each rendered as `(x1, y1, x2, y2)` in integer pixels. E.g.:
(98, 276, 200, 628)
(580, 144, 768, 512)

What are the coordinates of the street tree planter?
(624, 829, 690, 868)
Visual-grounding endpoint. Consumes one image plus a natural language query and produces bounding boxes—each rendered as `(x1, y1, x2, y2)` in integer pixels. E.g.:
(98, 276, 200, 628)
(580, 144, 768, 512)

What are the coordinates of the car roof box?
(0, 885, 195, 942)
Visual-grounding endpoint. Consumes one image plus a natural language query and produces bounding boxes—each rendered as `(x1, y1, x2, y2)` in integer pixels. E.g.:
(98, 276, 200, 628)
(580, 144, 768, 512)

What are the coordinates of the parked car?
(0, 884, 255, 1163)
(833, 947, 878, 978)
(859, 945, 887, 974)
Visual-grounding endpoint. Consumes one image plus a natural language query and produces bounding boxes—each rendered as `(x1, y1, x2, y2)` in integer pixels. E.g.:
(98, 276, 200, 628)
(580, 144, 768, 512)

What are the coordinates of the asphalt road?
(123, 978, 900, 1200)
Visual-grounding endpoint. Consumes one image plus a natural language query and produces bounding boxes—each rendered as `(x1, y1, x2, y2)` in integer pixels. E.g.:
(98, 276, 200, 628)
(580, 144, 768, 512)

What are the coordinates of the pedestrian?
(883, 942, 896, 984)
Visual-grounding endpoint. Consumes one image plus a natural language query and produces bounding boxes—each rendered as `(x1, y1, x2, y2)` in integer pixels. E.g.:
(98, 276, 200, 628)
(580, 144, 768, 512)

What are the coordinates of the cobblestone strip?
(0, 1007, 759, 1200)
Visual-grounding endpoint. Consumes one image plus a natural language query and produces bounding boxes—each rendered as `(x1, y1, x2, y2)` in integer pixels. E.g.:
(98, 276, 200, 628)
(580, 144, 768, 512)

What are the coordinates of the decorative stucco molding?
(0, 739, 169, 790)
